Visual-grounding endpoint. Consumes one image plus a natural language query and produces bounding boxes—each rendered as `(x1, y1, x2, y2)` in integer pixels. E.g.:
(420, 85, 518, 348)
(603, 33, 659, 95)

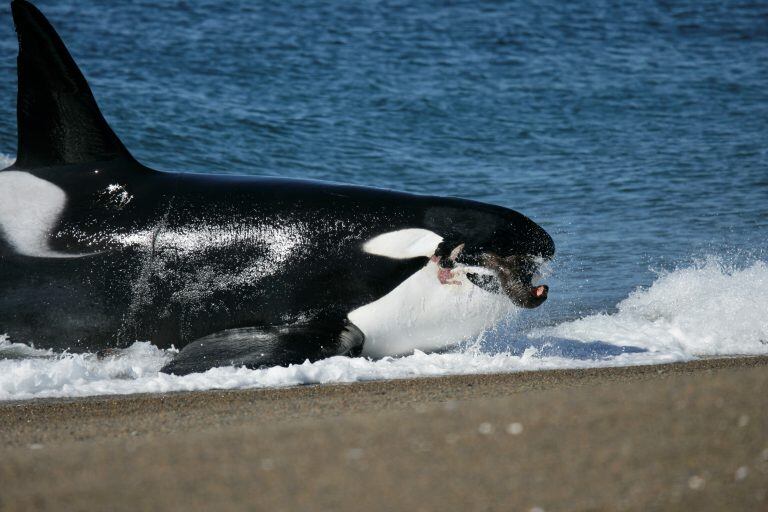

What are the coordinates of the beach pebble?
(688, 475, 705, 490)
(478, 422, 494, 435)
(345, 448, 364, 461)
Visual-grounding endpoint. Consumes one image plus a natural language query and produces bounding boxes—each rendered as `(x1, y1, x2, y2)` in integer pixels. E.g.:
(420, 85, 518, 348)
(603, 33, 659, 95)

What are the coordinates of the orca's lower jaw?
(465, 254, 549, 309)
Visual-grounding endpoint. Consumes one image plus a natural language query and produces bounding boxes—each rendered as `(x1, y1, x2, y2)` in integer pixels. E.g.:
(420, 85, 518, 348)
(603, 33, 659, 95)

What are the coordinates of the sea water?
(0, 0, 766, 399)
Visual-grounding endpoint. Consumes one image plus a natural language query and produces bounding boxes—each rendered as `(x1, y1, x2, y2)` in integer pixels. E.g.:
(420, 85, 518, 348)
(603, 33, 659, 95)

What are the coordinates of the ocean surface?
(0, 0, 767, 399)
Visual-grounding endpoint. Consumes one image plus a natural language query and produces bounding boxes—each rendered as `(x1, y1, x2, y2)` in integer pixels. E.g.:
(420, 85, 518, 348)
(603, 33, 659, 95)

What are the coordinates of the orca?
(0, 0, 554, 375)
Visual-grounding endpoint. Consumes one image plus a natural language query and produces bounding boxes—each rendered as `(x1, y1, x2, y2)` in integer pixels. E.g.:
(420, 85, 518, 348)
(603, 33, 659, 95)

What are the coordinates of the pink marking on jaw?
(432, 247, 463, 285)
(437, 267, 461, 285)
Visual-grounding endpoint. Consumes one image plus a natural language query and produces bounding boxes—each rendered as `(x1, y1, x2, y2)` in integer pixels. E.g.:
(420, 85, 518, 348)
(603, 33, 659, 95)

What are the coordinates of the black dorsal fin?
(11, 0, 134, 168)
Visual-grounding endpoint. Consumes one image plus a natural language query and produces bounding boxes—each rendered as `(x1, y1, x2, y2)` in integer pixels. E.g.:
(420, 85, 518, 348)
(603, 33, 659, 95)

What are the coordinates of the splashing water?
(1, 257, 766, 400)
(532, 258, 768, 357)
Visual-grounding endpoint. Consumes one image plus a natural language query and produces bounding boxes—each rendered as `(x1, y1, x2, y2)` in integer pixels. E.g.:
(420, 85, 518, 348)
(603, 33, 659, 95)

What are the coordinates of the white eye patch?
(362, 228, 443, 259)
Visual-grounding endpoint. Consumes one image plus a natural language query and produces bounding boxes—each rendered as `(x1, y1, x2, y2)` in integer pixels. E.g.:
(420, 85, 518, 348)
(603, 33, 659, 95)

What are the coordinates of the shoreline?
(1, 355, 766, 510)
(2, 352, 764, 407)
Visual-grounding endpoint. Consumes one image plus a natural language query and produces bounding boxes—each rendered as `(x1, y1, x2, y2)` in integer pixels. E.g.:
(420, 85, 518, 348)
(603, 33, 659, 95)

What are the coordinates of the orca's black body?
(0, 1, 554, 374)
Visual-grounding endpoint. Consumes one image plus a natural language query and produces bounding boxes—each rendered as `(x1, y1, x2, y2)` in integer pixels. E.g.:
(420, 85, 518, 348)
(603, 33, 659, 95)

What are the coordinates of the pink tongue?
(532, 285, 547, 298)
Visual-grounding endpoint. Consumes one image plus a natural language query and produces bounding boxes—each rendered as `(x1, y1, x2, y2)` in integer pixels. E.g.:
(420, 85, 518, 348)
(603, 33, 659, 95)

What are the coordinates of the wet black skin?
(0, 1, 554, 373)
(0, 162, 554, 349)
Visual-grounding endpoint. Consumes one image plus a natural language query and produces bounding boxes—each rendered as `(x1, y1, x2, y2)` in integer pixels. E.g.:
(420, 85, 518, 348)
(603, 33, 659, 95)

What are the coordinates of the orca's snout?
(528, 284, 549, 308)
(458, 213, 554, 308)
(425, 200, 554, 308)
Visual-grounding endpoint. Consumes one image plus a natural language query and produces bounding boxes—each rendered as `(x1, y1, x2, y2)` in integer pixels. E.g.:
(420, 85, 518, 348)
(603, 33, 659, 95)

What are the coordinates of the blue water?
(1, 0, 767, 332)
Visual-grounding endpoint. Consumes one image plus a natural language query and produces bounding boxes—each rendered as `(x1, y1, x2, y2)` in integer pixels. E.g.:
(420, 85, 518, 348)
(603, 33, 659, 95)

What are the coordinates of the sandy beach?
(1, 356, 766, 511)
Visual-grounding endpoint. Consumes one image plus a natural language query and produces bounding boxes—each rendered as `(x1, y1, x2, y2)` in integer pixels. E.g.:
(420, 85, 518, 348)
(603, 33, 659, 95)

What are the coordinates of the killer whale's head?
(423, 201, 554, 309)
(365, 198, 554, 308)
(400, 198, 555, 308)
(353, 198, 554, 358)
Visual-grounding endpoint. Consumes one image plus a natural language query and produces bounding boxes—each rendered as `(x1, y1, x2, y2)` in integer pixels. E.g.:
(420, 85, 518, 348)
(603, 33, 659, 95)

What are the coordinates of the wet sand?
(1, 356, 766, 511)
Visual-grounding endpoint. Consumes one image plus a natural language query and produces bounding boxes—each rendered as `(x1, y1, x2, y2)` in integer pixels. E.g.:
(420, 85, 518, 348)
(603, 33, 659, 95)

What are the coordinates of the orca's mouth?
(466, 254, 549, 309)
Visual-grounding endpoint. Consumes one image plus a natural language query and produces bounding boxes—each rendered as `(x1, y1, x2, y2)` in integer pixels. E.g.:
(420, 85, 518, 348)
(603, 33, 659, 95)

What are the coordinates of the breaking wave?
(531, 258, 768, 357)
(1, 257, 766, 400)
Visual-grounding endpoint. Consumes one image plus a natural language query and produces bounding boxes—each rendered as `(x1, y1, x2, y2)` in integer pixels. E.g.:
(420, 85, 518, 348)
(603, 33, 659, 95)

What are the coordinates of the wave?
(0, 340, 680, 401)
(1, 257, 766, 400)
(532, 257, 768, 357)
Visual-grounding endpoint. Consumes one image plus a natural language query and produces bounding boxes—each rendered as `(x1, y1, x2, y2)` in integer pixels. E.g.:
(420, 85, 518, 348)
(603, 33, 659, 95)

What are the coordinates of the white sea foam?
(0, 342, 679, 401)
(0, 257, 766, 400)
(533, 258, 768, 357)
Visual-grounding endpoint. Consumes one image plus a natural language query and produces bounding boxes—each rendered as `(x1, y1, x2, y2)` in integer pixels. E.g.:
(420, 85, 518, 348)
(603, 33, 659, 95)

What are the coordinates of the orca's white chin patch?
(349, 260, 517, 358)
